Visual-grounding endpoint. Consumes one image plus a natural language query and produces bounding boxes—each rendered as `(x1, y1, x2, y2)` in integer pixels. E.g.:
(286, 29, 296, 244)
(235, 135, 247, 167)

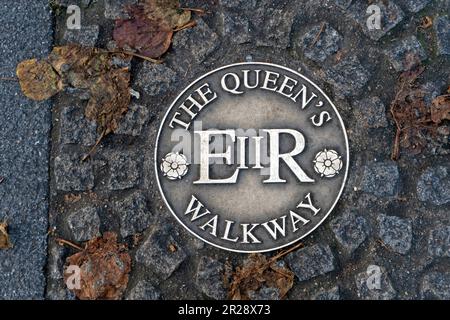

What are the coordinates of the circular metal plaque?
(155, 62, 349, 253)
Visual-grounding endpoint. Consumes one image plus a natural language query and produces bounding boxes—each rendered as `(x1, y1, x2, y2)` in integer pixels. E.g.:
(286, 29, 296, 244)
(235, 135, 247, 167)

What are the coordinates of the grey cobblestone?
(114, 192, 152, 238)
(397, 0, 431, 13)
(355, 265, 396, 300)
(313, 286, 340, 300)
(417, 166, 450, 205)
(434, 16, 450, 56)
(300, 22, 343, 63)
(384, 36, 428, 72)
(286, 244, 335, 282)
(63, 25, 99, 47)
(196, 256, 227, 300)
(104, 0, 137, 19)
(60, 105, 97, 146)
(325, 55, 370, 98)
(427, 225, 450, 258)
(346, 1, 405, 41)
(66, 206, 101, 242)
(377, 214, 412, 255)
(360, 162, 400, 197)
(135, 227, 187, 280)
(330, 211, 369, 255)
(126, 280, 161, 300)
(171, 19, 219, 71)
(116, 104, 150, 137)
(254, 8, 296, 49)
(353, 97, 388, 129)
(107, 151, 141, 191)
(135, 63, 178, 97)
(219, 11, 251, 45)
(54, 153, 95, 191)
(420, 272, 450, 300)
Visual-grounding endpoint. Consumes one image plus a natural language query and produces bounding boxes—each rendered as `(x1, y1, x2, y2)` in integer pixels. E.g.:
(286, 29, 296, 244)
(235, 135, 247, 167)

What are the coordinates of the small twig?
(174, 20, 197, 32)
(81, 129, 106, 162)
(0, 176, 4, 184)
(268, 242, 304, 265)
(310, 22, 326, 48)
(108, 50, 162, 64)
(56, 238, 84, 251)
(0, 77, 18, 81)
(181, 7, 205, 14)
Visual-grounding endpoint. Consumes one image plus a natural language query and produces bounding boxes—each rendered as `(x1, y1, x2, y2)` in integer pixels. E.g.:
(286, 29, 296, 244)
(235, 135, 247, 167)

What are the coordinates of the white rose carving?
(160, 152, 189, 180)
(313, 149, 343, 178)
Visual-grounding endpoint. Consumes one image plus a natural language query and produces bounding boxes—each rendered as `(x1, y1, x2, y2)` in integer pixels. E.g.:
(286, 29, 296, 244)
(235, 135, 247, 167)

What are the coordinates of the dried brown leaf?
(390, 67, 438, 160)
(0, 222, 12, 250)
(113, 11, 173, 59)
(113, 0, 193, 58)
(16, 59, 62, 101)
(228, 254, 294, 300)
(431, 94, 450, 124)
(420, 16, 433, 29)
(85, 68, 131, 135)
(64, 232, 131, 300)
(142, 0, 191, 29)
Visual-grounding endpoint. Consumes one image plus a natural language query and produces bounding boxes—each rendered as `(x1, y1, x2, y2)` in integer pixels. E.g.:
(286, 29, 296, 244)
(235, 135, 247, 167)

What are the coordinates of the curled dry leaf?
(420, 16, 433, 29)
(113, 0, 192, 58)
(0, 222, 12, 250)
(64, 232, 131, 300)
(431, 94, 450, 124)
(228, 254, 294, 300)
(390, 67, 436, 160)
(16, 59, 62, 101)
(16, 45, 132, 138)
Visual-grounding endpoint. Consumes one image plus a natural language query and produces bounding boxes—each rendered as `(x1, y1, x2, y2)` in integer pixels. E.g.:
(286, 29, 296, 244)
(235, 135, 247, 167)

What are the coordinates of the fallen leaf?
(85, 67, 131, 135)
(16, 45, 133, 151)
(0, 222, 12, 250)
(390, 67, 437, 160)
(431, 94, 450, 124)
(420, 16, 433, 29)
(228, 254, 294, 300)
(113, 0, 193, 58)
(113, 8, 173, 59)
(64, 232, 131, 300)
(64, 194, 82, 203)
(142, 0, 191, 30)
(16, 59, 62, 101)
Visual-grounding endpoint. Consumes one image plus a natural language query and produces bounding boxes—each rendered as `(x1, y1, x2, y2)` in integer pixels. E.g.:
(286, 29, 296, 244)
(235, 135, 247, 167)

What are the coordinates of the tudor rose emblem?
(155, 63, 349, 253)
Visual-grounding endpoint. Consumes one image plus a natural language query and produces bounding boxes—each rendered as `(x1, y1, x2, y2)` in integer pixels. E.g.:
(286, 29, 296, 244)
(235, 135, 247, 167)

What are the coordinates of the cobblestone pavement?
(6, 0, 450, 300)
